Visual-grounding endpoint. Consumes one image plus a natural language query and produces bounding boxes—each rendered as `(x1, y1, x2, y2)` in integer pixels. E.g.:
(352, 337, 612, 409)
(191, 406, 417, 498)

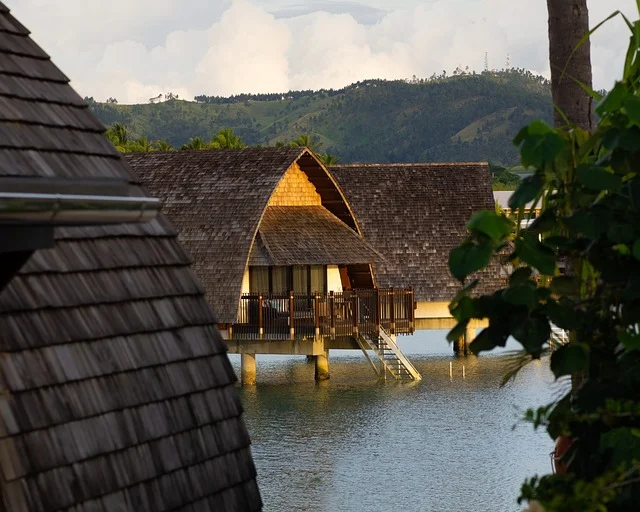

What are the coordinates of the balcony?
(231, 288, 415, 341)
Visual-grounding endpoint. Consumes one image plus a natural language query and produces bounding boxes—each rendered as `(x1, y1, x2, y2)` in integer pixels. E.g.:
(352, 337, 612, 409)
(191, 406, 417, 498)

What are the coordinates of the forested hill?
(88, 70, 552, 165)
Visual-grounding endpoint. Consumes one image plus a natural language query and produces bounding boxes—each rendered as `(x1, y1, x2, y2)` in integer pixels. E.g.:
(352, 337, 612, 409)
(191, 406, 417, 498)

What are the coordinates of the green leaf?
(449, 240, 493, 282)
(550, 276, 580, 296)
(576, 164, 622, 191)
(633, 240, 640, 260)
(508, 175, 543, 209)
(596, 82, 628, 117)
(618, 330, 640, 351)
(509, 267, 533, 286)
(608, 222, 635, 244)
(449, 279, 479, 311)
(527, 210, 557, 235)
(564, 209, 611, 239)
(624, 95, 640, 125)
(520, 130, 566, 168)
(623, 279, 640, 300)
(469, 326, 509, 354)
(446, 319, 469, 343)
(515, 234, 556, 275)
(512, 315, 551, 355)
(467, 210, 514, 241)
(550, 343, 590, 378)
(612, 243, 631, 256)
(600, 427, 640, 466)
(502, 285, 536, 310)
(450, 296, 477, 322)
(545, 299, 579, 330)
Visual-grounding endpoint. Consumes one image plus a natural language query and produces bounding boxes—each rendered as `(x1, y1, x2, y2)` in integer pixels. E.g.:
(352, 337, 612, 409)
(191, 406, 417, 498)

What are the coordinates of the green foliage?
(90, 71, 552, 165)
(210, 128, 245, 149)
(448, 14, 640, 511)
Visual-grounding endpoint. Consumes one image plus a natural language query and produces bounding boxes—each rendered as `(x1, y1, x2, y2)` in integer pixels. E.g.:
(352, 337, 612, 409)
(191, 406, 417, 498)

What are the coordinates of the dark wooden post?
(410, 288, 416, 334)
(289, 290, 295, 340)
(376, 288, 381, 332)
(258, 294, 264, 340)
(389, 287, 396, 334)
(330, 291, 335, 340)
(353, 294, 359, 337)
(314, 292, 320, 338)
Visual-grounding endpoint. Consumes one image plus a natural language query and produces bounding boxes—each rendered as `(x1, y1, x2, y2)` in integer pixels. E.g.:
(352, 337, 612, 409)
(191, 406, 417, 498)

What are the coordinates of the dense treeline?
(90, 69, 552, 167)
(105, 123, 339, 165)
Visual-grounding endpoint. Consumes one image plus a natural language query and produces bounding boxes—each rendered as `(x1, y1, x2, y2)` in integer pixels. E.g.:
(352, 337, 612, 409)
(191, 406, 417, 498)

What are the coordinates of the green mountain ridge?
(88, 70, 552, 165)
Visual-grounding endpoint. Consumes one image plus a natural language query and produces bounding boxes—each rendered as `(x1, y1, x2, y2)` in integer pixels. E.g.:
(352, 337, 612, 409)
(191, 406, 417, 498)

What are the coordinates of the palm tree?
(105, 122, 130, 151)
(129, 137, 153, 152)
(154, 140, 174, 152)
(181, 137, 207, 150)
(290, 133, 322, 152)
(546, 0, 592, 130)
(317, 153, 339, 166)
(210, 128, 245, 149)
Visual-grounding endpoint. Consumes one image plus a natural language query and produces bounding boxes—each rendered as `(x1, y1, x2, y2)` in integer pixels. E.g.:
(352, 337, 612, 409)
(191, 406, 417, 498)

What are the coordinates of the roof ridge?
(332, 162, 489, 168)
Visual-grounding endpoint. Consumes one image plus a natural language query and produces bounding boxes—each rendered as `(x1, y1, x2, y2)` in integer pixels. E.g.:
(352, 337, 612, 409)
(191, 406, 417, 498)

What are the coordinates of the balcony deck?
(229, 288, 415, 342)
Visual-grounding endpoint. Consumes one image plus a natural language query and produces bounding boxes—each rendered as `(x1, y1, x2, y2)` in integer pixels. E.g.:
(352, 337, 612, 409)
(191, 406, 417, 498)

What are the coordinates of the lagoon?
(230, 331, 563, 512)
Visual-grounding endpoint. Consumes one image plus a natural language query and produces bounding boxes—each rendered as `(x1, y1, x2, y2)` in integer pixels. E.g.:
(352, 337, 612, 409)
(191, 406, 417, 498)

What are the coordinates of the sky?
(8, 0, 637, 104)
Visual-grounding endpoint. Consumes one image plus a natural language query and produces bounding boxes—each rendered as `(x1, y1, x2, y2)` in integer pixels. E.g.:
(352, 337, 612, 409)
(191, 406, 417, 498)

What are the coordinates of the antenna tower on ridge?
(506, 53, 511, 70)
(484, 52, 489, 72)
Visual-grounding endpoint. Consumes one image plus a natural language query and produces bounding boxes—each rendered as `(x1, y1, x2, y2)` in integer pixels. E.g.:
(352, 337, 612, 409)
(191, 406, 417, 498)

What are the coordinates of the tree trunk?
(547, 0, 593, 131)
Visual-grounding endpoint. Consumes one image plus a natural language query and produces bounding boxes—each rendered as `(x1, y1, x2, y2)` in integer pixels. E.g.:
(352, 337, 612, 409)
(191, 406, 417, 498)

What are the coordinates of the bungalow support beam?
(454, 326, 477, 355)
(241, 353, 257, 386)
(315, 349, 330, 381)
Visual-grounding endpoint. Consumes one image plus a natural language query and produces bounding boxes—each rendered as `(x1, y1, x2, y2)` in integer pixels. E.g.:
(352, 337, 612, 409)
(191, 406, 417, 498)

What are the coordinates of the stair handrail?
(354, 334, 382, 377)
(378, 325, 422, 381)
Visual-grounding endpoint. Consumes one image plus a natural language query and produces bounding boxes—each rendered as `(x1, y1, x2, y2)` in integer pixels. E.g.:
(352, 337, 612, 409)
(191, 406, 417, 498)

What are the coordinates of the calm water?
(229, 331, 566, 512)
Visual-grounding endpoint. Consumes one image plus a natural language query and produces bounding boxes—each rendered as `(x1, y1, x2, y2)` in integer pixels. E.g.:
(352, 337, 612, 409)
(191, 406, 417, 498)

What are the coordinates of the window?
(271, 266, 289, 293)
(249, 267, 269, 293)
(249, 265, 327, 294)
(310, 265, 326, 294)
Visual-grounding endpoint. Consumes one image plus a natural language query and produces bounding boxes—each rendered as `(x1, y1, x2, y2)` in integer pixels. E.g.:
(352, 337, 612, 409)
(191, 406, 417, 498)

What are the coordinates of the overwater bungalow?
(0, 3, 261, 510)
(127, 151, 499, 383)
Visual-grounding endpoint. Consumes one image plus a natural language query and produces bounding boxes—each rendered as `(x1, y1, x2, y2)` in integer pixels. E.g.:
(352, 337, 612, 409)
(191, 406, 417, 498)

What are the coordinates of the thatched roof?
(0, 3, 260, 510)
(331, 162, 500, 302)
(126, 148, 370, 322)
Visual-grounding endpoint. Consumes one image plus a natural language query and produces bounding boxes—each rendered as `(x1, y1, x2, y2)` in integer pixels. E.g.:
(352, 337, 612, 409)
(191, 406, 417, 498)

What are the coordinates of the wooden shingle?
(332, 162, 501, 301)
(255, 206, 385, 266)
(0, 3, 261, 510)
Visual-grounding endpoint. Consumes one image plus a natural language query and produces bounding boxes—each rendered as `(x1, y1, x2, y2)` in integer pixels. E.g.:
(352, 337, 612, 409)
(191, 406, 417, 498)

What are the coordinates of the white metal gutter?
(0, 192, 161, 225)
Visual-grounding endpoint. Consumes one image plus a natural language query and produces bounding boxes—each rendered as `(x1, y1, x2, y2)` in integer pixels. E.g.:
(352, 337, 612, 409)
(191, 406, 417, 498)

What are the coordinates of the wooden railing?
(232, 288, 415, 341)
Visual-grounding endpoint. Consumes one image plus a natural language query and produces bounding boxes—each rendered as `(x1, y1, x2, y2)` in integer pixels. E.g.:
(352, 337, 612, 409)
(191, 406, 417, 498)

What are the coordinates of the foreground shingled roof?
(0, 3, 261, 510)
(331, 162, 500, 302)
(125, 148, 366, 322)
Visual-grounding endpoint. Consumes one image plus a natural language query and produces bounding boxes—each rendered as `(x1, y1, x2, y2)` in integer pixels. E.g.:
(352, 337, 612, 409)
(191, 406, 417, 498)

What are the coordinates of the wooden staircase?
(549, 324, 568, 351)
(356, 326, 422, 381)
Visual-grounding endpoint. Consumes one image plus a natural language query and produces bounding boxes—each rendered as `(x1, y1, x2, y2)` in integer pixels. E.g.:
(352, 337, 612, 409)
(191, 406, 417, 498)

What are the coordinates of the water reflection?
(230, 330, 565, 512)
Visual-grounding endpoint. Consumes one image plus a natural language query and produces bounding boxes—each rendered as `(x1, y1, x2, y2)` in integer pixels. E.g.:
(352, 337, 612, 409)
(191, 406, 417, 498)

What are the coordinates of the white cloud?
(7, 0, 637, 103)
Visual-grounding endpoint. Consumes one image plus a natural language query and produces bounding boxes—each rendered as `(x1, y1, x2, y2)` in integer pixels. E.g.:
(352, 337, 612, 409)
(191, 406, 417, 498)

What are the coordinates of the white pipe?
(0, 192, 161, 225)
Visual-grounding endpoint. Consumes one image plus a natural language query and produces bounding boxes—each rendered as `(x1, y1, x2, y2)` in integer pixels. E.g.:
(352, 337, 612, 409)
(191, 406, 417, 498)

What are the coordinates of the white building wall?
(327, 265, 343, 293)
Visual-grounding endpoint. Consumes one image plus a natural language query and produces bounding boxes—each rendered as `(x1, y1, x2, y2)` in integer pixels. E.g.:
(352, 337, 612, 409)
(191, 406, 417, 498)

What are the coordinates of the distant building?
(0, 2, 261, 510)
(128, 150, 500, 372)
(493, 190, 541, 227)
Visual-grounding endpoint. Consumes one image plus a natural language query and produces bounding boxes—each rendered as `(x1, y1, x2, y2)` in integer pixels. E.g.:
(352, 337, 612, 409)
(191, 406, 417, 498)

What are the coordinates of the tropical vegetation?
(447, 8, 640, 510)
(90, 69, 552, 169)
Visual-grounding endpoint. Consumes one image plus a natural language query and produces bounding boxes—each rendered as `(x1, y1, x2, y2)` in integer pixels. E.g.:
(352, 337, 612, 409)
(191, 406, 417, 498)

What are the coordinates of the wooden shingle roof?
(0, 3, 260, 511)
(331, 162, 500, 302)
(125, 148, 364, 323)
(251, 206, 385, 266)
